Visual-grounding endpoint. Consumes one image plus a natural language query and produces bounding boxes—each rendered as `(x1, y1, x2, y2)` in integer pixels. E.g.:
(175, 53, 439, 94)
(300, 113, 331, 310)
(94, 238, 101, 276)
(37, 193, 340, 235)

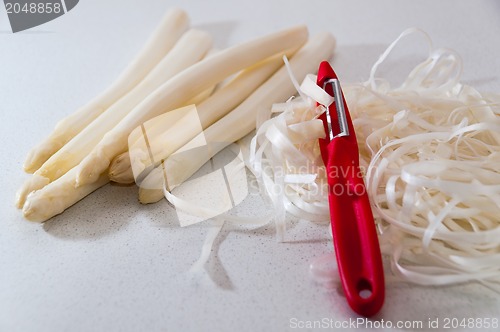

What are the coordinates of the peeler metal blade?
(323, 78, 349, 140)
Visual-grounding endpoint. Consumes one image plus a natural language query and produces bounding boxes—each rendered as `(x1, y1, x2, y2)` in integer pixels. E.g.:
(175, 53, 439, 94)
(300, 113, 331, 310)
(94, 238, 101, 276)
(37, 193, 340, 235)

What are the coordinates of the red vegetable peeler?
(316, 61, 385, 316)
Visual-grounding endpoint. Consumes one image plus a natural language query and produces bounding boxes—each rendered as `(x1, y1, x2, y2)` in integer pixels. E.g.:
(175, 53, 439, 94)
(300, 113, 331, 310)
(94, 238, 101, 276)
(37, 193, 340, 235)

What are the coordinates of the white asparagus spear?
(16, 29, 212, 209)
(139, 32, 336, 204)
(23, 8, 189, 173)
(128, 52, 295, 182)
(75, 26, 309, 186)
(22, 167, 109, 222)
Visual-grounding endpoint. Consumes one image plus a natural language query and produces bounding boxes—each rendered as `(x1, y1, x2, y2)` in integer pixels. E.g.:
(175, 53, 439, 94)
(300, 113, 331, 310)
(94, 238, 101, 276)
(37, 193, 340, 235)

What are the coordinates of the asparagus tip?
(21, 198, 44, 223)
(23, 150, 45, 174)
(15, 175, 50, 209)
(23, 140, 64, 174)
(109, 152, 135, 184)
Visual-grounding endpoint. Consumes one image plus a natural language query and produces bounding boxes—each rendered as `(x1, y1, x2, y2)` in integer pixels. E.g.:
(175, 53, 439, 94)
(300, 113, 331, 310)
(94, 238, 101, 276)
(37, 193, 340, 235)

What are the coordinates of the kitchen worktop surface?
(1, 1, 499, 331)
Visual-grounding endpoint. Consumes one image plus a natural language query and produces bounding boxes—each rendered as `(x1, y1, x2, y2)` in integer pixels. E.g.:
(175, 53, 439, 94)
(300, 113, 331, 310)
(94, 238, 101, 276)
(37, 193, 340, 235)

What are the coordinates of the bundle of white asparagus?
(18, 8, 336, 222)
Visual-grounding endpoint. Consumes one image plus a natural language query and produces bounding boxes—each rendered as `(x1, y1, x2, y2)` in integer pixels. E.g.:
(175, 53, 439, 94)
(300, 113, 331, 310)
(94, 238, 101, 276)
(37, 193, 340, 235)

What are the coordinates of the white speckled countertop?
(1, 0, 499, 331)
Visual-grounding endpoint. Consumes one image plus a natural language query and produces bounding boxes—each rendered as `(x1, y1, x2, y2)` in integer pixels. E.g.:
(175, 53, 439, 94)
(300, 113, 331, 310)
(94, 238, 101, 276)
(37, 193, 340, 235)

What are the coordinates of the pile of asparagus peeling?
(17, 8, 336, 222)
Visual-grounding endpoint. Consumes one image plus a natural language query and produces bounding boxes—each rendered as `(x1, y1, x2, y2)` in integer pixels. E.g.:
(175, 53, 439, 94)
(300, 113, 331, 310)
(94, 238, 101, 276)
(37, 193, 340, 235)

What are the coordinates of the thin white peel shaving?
(249, 72, 332, 236)
(249, 29, 500, 288)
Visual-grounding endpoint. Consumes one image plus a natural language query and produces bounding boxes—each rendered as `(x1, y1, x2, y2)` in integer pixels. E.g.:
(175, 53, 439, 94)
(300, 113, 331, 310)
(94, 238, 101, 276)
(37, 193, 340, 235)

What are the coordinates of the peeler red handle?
(324, 138, 385, 317)
(316, 61, 384, 316)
